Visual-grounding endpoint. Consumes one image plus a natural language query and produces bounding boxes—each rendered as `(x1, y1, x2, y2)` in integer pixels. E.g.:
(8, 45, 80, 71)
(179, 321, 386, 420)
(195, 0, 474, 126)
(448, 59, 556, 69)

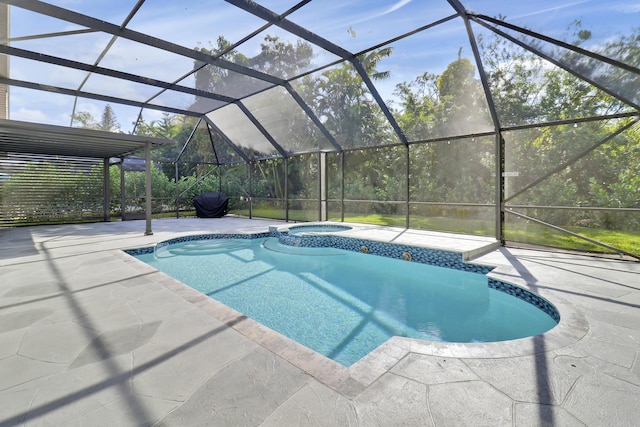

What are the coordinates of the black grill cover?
(194, 192, 229, 218)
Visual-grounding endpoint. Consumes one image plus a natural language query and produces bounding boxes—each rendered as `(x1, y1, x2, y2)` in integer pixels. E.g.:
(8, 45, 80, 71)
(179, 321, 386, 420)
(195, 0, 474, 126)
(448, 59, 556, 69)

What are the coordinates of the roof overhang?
(0, 118, 174, 158)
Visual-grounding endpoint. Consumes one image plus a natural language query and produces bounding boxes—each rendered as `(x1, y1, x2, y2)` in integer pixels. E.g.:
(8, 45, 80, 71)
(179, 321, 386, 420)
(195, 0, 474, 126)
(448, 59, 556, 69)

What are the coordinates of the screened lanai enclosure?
(0, 0, 638, 259)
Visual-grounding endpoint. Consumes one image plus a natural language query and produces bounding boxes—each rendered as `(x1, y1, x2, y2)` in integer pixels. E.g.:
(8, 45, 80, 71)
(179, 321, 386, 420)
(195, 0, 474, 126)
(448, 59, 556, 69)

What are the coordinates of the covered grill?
(193, 192, 229, 218)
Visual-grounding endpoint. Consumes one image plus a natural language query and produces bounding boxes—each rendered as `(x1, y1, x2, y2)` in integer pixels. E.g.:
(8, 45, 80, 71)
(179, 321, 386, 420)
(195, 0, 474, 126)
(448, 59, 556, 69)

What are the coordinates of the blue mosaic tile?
(124, 247, 154, 256)
(488, 278, 560, 321)
(125, 230, 559, 322)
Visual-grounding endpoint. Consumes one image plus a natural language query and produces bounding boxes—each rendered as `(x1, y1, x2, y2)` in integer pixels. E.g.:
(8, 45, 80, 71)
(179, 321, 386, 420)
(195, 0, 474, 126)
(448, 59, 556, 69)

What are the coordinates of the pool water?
(288, 224, 352, 234)
(136, 238, 557, 366)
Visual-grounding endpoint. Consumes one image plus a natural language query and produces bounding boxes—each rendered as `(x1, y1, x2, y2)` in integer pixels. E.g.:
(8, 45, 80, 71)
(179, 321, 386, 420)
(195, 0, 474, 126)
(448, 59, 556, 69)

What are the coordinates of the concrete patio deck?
(1, 217, 639, 426)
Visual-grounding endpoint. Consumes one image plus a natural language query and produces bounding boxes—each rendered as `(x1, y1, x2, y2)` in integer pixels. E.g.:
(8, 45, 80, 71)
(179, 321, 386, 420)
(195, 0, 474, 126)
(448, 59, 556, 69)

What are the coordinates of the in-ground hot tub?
(287, 224, 352, 234)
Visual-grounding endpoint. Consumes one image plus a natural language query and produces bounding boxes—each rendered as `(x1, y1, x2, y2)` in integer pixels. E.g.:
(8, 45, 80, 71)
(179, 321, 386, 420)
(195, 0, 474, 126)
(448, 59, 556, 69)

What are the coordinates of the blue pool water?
(135, 238, 557, 366)
(288, 224, 352, 234)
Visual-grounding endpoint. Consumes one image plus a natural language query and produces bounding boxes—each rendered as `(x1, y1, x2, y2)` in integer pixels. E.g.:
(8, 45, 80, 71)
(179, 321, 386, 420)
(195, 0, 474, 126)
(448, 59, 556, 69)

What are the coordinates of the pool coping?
(117, 224, 589, 398)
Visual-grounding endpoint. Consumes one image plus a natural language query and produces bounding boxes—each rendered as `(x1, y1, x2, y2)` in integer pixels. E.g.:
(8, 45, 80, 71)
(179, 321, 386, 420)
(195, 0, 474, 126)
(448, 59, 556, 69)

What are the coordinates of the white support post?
(320, 152, 328, 221)
(103, 158, 110, 221)
(120, 157, 125, 220)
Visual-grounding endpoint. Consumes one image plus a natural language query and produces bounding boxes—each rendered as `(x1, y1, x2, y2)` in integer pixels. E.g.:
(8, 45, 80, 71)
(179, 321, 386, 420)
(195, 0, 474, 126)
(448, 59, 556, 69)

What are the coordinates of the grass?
(576, 228, 640, 253)
(505, 222, 640, 255)
(230, 208, 318, 223)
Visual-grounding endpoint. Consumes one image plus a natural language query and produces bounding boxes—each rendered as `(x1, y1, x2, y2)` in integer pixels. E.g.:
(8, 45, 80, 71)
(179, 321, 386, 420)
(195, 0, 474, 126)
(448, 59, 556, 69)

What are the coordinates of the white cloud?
(387, 0, 414, 15)
(509, 1, 591, 20)
(10, 108, 71, 126)
(612, 3, 640, 13)
(349, 0, 414, 26)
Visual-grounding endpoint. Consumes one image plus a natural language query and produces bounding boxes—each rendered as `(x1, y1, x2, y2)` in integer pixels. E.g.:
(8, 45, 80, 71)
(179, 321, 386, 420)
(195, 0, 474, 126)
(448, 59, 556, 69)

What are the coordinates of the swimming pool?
(130, 233, 559, 367)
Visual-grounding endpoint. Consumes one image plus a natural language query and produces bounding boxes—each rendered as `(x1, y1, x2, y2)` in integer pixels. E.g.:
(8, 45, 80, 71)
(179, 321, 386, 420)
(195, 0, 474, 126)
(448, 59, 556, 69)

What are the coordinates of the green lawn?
(504, 223, 640, 255)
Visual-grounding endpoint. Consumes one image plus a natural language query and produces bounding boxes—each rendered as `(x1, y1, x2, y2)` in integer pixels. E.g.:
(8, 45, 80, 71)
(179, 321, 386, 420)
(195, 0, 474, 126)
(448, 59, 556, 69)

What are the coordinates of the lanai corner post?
(145, 141, 153, 236)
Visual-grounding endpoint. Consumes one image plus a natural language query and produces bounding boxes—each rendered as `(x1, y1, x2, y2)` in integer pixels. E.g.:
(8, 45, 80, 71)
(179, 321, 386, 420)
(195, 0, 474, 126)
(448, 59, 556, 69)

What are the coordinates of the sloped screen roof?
(1, 0, 638, 161)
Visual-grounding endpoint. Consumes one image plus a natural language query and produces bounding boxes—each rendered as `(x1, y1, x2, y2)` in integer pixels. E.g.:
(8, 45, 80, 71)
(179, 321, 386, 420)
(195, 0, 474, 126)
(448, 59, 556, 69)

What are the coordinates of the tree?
(393, 72, 439, 141)
(296, 49, 395, 149)
(250, 35, 313, 79)
(476, 25, 640, 235)
(193, 35, 313, 103)
(99, 104, 120, 132)
(135, 112, 185, 172)
(394, 55, 494, 204)
(72, 104, 120, 132)
(435, 57, 490, 136)
(135, 113, 181, 140)
(294, 48, 399, 216)
(71, 111, 98, 129)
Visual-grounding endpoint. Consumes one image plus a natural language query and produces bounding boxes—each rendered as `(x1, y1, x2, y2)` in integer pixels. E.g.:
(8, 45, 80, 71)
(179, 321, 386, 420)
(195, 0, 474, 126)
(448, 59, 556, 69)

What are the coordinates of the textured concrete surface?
(1, 217, 639, 426)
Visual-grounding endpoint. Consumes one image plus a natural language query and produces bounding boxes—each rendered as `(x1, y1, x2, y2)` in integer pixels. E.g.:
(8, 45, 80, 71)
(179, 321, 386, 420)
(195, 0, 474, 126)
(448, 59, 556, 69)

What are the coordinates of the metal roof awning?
(0, 118, 174, 158)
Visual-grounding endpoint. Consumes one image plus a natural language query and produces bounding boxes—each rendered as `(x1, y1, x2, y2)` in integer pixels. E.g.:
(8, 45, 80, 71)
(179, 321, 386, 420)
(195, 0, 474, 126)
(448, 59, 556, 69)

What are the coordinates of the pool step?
(261, 238, 345, 256)
(157, 240, 252, 257)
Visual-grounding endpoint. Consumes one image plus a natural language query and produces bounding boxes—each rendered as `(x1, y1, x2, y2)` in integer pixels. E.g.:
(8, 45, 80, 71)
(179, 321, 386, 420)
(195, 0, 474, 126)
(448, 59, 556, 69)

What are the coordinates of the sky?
(5, 0, 639, 132)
